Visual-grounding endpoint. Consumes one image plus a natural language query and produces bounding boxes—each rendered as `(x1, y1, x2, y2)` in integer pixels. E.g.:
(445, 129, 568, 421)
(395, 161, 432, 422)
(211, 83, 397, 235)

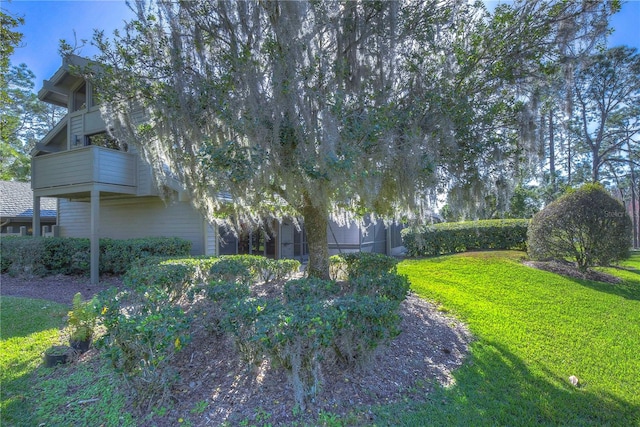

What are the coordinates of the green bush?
(97, 285, 192, 411)
(345, 272, 410, 302)
(210, 255, 301, 283)
(402, 219, 529, 256)
(0, 236, 191, 276)
(0, 236, 46, 275)
(528, 183, 631, 270)
(123, 262, 194, 303)
(100, 237, 192, 274)
(329, 252, 399, 280)
(41, 238, 90, 275)
(283, 277, 342, 303)
(212, 269, 408, 409)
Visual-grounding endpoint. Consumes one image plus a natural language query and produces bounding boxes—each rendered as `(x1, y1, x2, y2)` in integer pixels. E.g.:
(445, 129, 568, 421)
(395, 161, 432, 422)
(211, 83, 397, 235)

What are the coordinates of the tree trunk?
(301, 193, 330, 279)
(549, 109, 556, 193)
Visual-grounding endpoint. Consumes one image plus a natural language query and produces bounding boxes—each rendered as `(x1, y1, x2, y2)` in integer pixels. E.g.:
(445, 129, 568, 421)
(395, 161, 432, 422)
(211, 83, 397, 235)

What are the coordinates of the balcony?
(32, 145, 138, 198)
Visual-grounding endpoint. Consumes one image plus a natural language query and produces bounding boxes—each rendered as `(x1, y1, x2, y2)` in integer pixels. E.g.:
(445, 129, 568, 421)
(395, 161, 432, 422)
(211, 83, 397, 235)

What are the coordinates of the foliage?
(86, 0, 616, 279)
(0, 236, 46, 275)
(209, 255, 300, 284)
(96, 286, 192, 411)
(123, 262, 195, 304)
(402, 219, 529, 257)
(569, 46, 640, 183)
(67, 292, 98, 342)
(329, 252, 399, 280)
(528, 183, 631, 270)
(0, 236, 191, 276)
(99, 237, 192, 274)
(210, 269, 409, 409)
(1, 58, 65, 180)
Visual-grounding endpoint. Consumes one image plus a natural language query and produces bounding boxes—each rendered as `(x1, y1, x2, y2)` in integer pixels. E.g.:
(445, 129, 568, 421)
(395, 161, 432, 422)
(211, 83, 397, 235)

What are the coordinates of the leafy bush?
(97, 286, 192, 411)
(123, 262, 194, 303)
(329, 252, 399, 280)
(345, 272, 410, 302)
(284, 277, 342, 303)
(41, 238, 90, 275)
(528, 183, 631, 270)
(209, 255, 301, 283)
(209, 257, 254, 285)
(212, 269, 409, 409)
(402, 219, 529, 256)
(0, 236, 46, 276)
(0, 236, 191, 276)
(100, 237, 192, 274)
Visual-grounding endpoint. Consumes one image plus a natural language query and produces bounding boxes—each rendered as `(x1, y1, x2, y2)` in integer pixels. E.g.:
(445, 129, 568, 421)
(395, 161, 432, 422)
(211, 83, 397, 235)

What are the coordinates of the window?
(73, 83, 86, 112)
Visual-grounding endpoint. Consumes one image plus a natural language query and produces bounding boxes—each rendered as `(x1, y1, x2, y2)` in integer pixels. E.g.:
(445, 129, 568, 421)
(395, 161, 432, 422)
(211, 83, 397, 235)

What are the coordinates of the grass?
(2, 251, 639, 426)
(389, 251, 640, 426)
(0, 296, 67, 424)
(0, 295, 133, 426)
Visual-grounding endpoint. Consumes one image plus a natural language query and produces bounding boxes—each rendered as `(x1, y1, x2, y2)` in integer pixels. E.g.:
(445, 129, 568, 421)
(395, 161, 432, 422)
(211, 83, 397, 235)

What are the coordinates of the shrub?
(123, 262, 194, 303)
(97, 286, 192, 411)
(284, 277, 341, 303)
(0, 237, 46, 276)
(213, 271, 408, 409)
(41, 238, 90, 275)
(0, 236, 191, 276)
(402, 219, 529, 256)
(345, 272, 410, 302)
(209, 255, 301, 283)
(209, 257, 254, 285)
(329, 252, 399, 280)
(100, 237, 192, 274)
(528, 183, 631, 271)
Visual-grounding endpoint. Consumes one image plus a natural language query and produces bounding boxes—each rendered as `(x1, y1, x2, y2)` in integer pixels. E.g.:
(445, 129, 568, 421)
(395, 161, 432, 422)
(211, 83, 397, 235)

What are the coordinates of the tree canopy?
(1, 9, 65, 181)
(86, 0, 618, 277)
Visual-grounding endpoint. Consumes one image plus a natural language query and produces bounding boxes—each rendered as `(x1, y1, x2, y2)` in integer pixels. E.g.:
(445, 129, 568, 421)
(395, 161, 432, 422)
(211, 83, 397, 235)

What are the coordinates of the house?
(31, 56, 405, 283)
(1, 181, 56, 235)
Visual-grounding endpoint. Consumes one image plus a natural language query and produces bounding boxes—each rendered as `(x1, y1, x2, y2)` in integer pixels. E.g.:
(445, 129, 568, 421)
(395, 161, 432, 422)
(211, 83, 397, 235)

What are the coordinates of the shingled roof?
(0, 181, 57, 219)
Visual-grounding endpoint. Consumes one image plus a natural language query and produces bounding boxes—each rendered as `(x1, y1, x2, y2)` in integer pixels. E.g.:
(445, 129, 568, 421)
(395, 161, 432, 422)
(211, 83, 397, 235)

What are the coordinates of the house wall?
(58, 197, 207, 255)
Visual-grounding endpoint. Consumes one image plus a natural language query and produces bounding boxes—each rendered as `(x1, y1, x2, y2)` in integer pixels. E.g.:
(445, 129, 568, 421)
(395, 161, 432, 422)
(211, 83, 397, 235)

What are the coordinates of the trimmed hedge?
(402, 219, 529, 257)
(0, 236, 191, 276)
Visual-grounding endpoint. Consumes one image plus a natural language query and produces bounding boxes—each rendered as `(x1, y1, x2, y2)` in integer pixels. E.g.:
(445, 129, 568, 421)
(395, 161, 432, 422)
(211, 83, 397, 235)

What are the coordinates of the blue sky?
(4, 0, 640, 89)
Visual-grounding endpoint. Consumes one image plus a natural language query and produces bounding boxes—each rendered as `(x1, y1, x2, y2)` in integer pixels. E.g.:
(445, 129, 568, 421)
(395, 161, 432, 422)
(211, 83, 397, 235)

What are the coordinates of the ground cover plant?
(396, 251, 640, 426)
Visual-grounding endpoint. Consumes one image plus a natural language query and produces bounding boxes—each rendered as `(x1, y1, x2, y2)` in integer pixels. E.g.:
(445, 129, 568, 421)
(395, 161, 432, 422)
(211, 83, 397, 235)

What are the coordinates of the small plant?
(67, 292, 98, 343)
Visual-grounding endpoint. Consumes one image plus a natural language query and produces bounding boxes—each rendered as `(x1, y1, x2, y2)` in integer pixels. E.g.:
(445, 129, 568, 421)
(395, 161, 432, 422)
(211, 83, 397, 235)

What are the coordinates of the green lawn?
(390, 251, 640, 426)
(0, 296, 68, 424)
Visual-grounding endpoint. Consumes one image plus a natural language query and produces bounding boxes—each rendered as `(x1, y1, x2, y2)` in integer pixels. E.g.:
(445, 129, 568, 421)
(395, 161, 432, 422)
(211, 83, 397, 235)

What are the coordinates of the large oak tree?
(86, 0, 617, 278)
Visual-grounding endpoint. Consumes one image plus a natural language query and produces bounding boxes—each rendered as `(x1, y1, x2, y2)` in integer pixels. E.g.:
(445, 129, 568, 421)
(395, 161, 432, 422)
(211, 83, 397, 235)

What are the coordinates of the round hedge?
(527, 183, 631, 270)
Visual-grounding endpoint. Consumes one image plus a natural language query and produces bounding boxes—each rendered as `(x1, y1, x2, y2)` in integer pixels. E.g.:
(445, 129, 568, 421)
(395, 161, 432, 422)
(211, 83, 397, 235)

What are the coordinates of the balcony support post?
(90, 189, 100, 284)
(33, 196, 41, 237)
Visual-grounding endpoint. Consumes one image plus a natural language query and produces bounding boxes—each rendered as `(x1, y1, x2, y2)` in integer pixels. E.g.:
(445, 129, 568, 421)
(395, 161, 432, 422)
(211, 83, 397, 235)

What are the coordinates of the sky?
(4, 0, 640, 90)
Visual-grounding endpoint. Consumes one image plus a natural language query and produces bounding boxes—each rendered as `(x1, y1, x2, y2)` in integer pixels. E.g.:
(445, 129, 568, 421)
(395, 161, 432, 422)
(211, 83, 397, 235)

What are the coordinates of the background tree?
(569, 46, 640, 183)
(1, 9, 65, 181)
(88, 0, 617, 278)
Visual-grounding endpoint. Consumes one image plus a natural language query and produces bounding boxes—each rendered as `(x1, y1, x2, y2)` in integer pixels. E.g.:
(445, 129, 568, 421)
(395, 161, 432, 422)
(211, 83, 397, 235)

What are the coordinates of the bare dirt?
(1, 273, 473, 425)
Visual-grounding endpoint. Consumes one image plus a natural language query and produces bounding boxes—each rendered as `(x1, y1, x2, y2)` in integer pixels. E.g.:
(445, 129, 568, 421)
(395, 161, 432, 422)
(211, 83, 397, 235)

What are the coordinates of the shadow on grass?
(372, 340, 639, 426)
(0, 296, 66, 339)
(568, 276, 640, 301)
